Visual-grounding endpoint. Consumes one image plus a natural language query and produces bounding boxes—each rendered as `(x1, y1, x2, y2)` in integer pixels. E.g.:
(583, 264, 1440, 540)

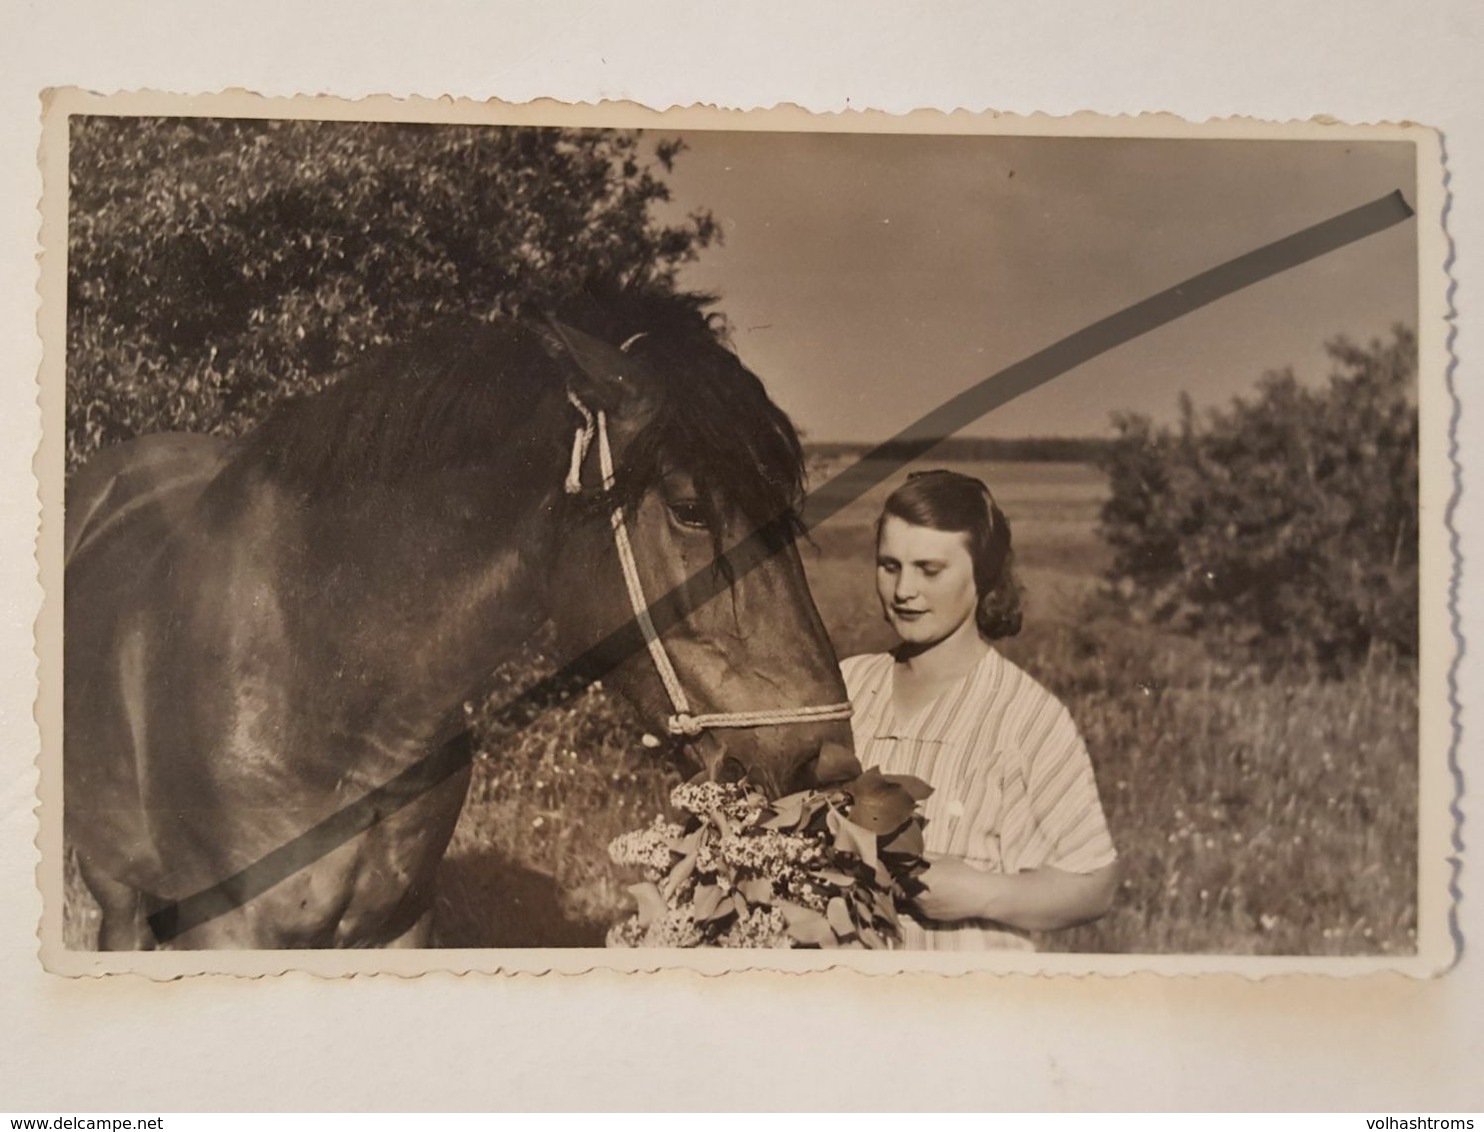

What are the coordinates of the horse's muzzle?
(693, 732, 861, 798)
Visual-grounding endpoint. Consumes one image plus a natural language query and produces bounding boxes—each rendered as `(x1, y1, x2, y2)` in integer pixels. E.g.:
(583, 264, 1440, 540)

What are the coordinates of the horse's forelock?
(608, 306, 806, 544)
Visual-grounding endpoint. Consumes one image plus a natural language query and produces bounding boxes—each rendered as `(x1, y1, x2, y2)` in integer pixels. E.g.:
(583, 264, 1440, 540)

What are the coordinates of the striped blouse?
(841, 649, 1117, 951)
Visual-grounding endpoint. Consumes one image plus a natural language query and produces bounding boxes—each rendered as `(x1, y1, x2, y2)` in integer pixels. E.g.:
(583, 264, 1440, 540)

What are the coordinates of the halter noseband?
(564, 391, 854, 738)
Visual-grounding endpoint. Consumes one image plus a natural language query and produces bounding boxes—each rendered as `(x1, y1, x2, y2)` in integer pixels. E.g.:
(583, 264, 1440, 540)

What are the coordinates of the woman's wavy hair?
(878, 469, 1023, 640)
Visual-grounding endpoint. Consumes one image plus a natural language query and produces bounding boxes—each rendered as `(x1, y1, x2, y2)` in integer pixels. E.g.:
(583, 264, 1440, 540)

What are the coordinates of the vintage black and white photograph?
(38, 94, 1451, 976)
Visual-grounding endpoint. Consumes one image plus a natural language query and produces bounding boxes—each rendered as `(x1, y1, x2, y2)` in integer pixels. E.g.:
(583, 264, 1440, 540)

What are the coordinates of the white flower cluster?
(607, 771, 926, 950)
(669, 781, 760, 821)
(604, 905, 704, 949)
(715, 830, 822, 878)
(715, 905, 790, 949)
(779, 872, 832, 913)
(606, 814, 683, 877)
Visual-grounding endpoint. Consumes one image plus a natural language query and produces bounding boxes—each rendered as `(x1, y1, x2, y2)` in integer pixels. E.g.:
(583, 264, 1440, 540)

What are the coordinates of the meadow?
(64, 455, 1418, 956)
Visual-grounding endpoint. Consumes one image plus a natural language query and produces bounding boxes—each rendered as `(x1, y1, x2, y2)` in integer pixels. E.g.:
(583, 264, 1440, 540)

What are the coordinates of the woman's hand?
(913, 856, 1002, 922)
(913, 854, 1120, 931)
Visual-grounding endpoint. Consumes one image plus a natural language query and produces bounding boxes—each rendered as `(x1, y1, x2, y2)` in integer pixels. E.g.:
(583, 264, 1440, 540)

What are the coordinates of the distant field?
(64, 456, 1418, 957)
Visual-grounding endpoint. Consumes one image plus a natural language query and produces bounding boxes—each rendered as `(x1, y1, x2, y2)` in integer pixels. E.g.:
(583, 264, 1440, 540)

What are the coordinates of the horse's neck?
(262, 466, 562, 738)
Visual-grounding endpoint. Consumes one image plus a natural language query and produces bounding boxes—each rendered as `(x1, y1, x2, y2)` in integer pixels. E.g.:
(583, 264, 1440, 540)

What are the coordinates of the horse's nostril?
(792, 750, 822, 790)
(813, 740, 861, 785)
(713, 756, 748, 785)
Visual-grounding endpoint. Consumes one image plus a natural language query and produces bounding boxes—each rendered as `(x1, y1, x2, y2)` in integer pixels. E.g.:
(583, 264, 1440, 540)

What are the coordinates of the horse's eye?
(667, 501, 710, 530)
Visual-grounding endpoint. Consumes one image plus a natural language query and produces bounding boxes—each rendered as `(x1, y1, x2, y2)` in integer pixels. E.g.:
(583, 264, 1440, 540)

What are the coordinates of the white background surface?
(1, 0, 1479, 1112)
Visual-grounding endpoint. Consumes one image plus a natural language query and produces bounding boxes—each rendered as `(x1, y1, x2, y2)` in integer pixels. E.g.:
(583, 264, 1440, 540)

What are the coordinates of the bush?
(1099, 327, 1418, 671)
(67, 116, 718, 469)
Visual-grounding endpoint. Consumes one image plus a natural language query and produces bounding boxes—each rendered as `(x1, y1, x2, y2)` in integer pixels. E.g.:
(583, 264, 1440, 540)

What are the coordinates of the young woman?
(841, 470, 1118, 950)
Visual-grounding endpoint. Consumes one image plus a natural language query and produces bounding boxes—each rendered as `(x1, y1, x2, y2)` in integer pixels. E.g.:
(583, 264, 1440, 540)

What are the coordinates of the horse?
(63, 291, 858, 949)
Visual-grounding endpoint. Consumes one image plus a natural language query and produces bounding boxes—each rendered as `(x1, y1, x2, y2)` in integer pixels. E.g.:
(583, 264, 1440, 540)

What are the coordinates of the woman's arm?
(913, 855, 1119, 932)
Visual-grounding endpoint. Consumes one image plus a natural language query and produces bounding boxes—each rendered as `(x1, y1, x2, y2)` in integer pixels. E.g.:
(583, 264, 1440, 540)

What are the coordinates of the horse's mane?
(236, 290, 807, 535)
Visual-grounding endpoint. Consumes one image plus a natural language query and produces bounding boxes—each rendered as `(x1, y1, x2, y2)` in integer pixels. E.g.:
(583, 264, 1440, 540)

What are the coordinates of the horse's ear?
(542, 317, 653, 416)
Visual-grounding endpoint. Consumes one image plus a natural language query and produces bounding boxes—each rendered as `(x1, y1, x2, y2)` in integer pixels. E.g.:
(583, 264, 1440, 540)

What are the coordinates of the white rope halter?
(564, 391, 854, 738)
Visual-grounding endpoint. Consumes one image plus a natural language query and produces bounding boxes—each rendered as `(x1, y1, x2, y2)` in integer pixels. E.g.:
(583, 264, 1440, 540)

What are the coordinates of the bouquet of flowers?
(606, 769, 932, 949)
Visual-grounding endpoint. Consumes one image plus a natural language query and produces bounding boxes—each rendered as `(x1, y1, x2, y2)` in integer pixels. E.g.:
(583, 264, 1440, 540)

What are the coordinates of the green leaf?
(706, 895, 736, 923)
(736, 877, 774, 904)
(776, 900, 837, 948)
(628, 882, 667, 928)
(882, 822, 925, 858)
(871, 859, 894, 890)
(691, 883, 723, 921)
(662, 852, 697, 898)
(809, 868, 857, 888)
(844, 768, 921, 835)
(882, 773, 934, 803)
(826, 896, 857, 938)
(871, 890, 898, 925)
(760, 793, 807, 831)
(831, 812, 880, 874)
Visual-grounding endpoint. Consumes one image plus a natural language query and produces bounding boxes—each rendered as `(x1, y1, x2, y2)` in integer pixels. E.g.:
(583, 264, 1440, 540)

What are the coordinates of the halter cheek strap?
(564, 391, 854, 738)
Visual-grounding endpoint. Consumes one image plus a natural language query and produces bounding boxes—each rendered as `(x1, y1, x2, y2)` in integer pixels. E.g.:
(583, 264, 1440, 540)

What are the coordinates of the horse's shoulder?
(66, 433, 232, 567)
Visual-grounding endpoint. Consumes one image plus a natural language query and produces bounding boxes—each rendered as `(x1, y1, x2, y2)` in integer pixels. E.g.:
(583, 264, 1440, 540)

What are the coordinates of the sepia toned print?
(34, 90, 1454, 977)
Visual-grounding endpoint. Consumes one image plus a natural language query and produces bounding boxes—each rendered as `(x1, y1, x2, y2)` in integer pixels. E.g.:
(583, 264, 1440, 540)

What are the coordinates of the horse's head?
(543, 296, 858, 797)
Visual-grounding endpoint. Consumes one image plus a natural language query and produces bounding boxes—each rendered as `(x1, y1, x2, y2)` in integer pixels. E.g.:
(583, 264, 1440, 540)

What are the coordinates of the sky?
(655, 131, 1418, 443)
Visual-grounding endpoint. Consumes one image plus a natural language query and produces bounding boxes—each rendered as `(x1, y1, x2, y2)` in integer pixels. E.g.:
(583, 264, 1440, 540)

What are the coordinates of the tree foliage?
(67, 117, 719, 468)
(1099, 327, 1418, 671)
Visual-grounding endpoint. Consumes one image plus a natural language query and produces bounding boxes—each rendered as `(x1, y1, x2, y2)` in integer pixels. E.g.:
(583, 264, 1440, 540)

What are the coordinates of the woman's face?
(875, 514, 980, 650)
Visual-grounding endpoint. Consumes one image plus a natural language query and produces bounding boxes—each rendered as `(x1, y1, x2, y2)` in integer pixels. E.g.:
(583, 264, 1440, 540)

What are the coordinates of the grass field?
(65, 455, 1419, 955)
